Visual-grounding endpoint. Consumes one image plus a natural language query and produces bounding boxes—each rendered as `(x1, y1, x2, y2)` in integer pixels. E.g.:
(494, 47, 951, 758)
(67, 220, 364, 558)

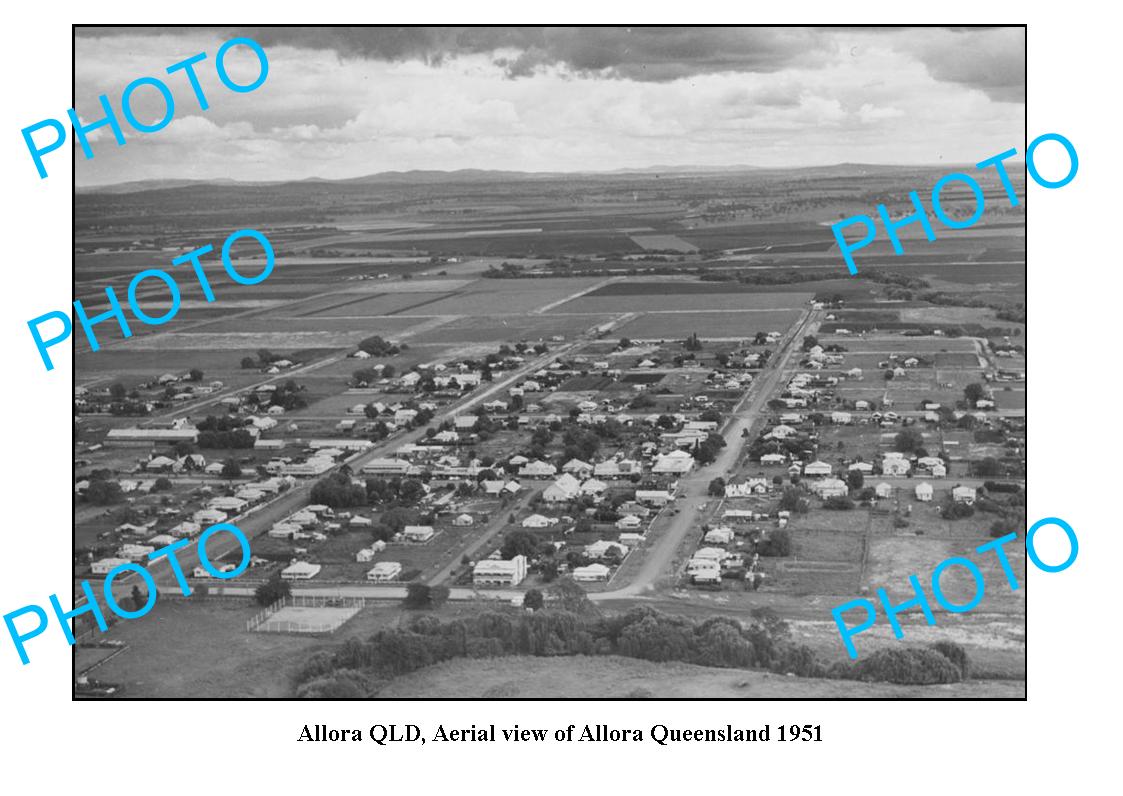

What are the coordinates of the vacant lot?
(378, 654, 1024, 698)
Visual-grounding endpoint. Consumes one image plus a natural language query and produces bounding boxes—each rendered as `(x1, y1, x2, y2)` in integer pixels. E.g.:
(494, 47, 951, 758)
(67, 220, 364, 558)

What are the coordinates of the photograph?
(69, 25, 1026, 699)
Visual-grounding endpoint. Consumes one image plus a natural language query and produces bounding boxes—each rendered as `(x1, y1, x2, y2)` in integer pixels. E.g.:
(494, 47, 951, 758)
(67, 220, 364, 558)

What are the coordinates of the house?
(767, 424, 797, 440)
(848, 461, 874, 474)
(473, 555, 527, 586)
(562, 458, 593, 476)
(542, 473, 582, 503)
(616, 514, 642, 530)
(519, 460, 557, 478)
(452, 513, 475, 527)
(635, 489, 673, 507)
(356, 547, 377, 563)
(976, 399, 995, 409)
(366, 562, 402, 582)
(91, 557, 130, 575)
(454, 415, 479, 430)
(831, 412, 853, 425)
(803, 461, 832, 477)
(580, 478, 608, 496)
(760, 453, 787, 465)
(585, 540, 626, 559)
(362, 458, 411, 476)
(145, 456, 177, 471)
(402, 525, 436, 543)
(522, 514, 551, 529)
(652, 450, 694, 474)
(915, 482, 934, 502)
(952, 486, 978, 505)
(281, 561, 321, 580)
(809, 478, 848, 498)
(192, 508, 228, 526)
(482, 479, 521, 496)
(208, 496, 247, 513)
(875, 482, 893, 499)
(725, 478, 769, 498)
(704, 527, 735, 545)
(882, 456, 910, 476)
(931, 463, 947, 477)
(572, 563, 611, 582)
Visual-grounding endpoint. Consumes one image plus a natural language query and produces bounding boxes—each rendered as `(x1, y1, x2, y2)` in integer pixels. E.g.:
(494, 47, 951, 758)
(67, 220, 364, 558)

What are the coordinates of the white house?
(542, 473, 582, 503)
(882, 456, 910, 476)
(848, 461, 874, 474)
(585, 540, 626, 559)
(522, 514, 551, 529)
(915, 482, 934, 502)
(473, 555, 527, 586)
(704, 527, 735, 545)
(281, 561, 321, 580)
(366, 562, 402, 582)
(652, 450, 694, 475)
(952, 486, 978, 505)
(402, 525, 436, 543)
(452, 513, 475, 527)
(803, 461, 832, 477)
(572, 563, 611, 582)
(90, 557, 130, 575)
(519, 460, 557, 478)
(810, 478, 848, 498)
(760, 453, 787, 465)
(635, 489, 673, 507)
(616, 514, 642, 530)
(831, 412, 853, 425)
(875, 482, 893, 499)
(562, 458, 593, 476)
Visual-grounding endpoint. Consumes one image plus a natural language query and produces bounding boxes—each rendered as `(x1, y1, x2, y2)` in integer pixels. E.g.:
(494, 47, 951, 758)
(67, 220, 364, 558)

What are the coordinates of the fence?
(245, 594, 367, 634)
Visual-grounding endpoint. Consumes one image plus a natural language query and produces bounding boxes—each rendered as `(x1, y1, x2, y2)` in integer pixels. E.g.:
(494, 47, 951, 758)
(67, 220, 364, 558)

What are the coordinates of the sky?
(71, 26, 1026, 186)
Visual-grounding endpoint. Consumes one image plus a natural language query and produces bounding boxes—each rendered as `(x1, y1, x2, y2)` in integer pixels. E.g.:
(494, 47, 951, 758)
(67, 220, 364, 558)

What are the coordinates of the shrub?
(929, 641, 970, 679)
(854, 647, 963, 685)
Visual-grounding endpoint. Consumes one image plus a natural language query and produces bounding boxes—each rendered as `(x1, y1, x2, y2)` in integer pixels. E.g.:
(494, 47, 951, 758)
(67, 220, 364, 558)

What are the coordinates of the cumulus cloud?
(71, 26, 1025, 185)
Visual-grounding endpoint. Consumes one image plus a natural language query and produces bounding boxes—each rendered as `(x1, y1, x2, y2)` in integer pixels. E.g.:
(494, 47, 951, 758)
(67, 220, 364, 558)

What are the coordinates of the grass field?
(377, 654, 1024, 698)
(551, 289, 810, 314)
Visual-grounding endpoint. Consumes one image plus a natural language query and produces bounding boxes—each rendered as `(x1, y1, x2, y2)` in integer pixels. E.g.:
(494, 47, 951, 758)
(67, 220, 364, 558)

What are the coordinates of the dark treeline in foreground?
(292, 585, 971, 697)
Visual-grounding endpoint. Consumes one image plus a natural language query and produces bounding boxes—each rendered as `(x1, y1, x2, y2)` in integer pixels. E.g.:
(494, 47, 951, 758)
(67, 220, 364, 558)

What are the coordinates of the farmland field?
(615, 309, 803, 338)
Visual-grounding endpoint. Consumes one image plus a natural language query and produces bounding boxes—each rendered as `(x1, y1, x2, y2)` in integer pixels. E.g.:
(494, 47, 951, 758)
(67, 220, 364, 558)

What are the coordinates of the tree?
(501, 530, 540, 560)
(964, 383, 986, 404)
(254, 575, 291, 606)
(188, 368, 204, 382)
(894, 428, 924, 454)
(240, 356, 257, 369)
(548, 577, 598, 614)
(403, 583, 447, 609)
(523, 589, 545, 611)
(130, 585, 146, 612)
(846, 470, 864, 491)
(85, 480, 124, 505)
(708, 477, 726, 497)
(109, 382, 127, 400)
(152, 477, 173, 492)
(221, 458, 242, 478)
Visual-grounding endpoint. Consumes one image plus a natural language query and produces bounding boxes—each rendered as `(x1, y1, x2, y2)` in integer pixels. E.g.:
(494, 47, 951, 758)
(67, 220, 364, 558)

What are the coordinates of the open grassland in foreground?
(378, 655, 1025, 698)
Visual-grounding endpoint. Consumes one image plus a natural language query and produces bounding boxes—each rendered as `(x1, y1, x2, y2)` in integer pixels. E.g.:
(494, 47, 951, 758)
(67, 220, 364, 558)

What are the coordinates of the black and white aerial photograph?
(72, 25, 1026, 699)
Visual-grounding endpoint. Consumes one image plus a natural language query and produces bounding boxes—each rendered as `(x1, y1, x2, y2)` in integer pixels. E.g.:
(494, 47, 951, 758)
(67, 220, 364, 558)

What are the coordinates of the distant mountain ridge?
(76, 162, 947, 194)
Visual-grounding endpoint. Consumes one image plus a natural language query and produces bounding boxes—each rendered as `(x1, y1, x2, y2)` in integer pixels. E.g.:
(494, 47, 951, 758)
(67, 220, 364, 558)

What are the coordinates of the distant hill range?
(76, 162, 947, 195)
